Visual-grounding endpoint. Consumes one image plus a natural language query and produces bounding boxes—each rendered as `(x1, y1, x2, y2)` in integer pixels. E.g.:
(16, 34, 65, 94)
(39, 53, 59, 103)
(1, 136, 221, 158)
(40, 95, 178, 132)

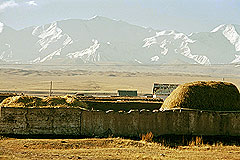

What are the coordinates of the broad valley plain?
(0, 64, 240, 96)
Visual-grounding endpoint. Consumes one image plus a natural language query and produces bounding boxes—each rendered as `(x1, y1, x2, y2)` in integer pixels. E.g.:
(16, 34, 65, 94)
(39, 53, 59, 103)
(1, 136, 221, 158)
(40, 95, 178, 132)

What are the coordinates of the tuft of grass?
(188, 136, 203, 146)
(141, 132, 154, 142)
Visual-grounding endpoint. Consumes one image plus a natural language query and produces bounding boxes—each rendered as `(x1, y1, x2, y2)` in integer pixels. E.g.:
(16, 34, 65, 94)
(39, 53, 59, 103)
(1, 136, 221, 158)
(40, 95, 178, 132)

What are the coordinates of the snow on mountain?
(0, 22, 3, 33)
(151, 56, 160, 62)
(210, 24, 240, 64)
(32, 22, 73, 53)
(143, 32, 170, 55)
(67, 39, 100, 63)
(211, 24, 240, 52)
(29, 22, 74, 63)
(231, 55, 240, 63)
(0, 44, 12, 61)
(40, 48, 62, 63)
(0, 23, 18, 62)
(134, 59, 142, 64)
(143, 30, 210, 65)
(1, 17, 240, 65)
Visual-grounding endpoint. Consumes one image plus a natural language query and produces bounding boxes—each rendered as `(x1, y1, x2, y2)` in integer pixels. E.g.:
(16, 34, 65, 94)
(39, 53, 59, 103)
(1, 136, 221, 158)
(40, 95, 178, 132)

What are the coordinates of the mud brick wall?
(0, 107, 81, 135)
(0, 107, 240, 136)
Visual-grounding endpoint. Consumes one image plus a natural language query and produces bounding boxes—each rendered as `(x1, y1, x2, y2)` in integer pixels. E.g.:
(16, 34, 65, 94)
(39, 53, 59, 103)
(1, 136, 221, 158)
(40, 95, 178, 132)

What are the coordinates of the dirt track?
(0, 138, 239, 160)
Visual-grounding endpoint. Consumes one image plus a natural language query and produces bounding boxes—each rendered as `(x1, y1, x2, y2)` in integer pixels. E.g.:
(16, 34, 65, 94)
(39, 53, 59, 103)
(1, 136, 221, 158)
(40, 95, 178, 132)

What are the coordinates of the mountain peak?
(88, 15, 114, 22)
(211, 24, 240, 52)
(89, 15, 101, 20)
(211, 24, 240, 33)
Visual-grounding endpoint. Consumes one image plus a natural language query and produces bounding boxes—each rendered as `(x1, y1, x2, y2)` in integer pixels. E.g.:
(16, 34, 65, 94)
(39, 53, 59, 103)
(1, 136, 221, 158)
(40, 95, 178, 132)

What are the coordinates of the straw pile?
(0, 93, 17, 102)
(0, 95, 88, 108)
(160, 81, 240, 111)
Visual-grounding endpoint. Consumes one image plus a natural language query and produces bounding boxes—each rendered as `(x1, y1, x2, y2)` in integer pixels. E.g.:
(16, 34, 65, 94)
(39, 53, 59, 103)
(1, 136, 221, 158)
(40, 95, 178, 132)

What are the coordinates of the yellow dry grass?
(0, 138, 239, 160)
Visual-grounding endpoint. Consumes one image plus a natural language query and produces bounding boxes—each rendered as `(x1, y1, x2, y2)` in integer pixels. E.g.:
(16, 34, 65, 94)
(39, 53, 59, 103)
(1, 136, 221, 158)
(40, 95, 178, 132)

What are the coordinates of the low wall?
(84, 101, 162, 111)
(0, 107, 240, 136)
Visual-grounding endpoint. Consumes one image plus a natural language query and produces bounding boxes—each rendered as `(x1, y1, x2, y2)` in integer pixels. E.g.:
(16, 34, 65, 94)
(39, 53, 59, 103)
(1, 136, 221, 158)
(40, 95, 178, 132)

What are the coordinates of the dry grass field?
(0, 66, 239, 96)
(0, 138, 240, 160)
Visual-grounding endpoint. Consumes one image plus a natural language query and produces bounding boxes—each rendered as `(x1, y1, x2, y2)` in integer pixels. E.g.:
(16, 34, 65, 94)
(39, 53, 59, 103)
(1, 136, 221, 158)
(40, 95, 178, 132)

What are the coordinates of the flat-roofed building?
(153, 83, 179, 97)
(118, 90, 137, 97)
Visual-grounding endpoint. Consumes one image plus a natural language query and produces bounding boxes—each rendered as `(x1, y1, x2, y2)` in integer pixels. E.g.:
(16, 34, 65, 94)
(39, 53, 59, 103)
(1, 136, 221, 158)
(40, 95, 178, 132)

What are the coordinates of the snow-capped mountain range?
(0, 16, 240, 65)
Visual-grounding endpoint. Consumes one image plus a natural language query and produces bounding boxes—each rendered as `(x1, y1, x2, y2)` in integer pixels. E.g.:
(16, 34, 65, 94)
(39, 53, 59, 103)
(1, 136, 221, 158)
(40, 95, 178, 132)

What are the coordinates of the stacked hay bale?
(0, 95, 89, 109)
(160, 81, 240, 111)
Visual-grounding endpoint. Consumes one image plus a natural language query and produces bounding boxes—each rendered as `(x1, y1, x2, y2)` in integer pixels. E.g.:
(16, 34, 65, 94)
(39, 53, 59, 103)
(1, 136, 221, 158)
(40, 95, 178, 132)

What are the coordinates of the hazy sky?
(0, 0, 240, 33)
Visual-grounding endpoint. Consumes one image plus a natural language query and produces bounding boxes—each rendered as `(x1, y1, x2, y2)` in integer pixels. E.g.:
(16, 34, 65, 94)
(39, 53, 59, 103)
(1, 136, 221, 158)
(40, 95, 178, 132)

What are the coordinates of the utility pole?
(49, 81, 53, 96)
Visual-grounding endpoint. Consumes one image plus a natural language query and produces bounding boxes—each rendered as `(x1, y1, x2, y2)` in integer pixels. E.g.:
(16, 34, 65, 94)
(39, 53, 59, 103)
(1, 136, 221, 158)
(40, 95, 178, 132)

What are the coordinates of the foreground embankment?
(1, 138, 240, 160)
(0, 107, 240, 137)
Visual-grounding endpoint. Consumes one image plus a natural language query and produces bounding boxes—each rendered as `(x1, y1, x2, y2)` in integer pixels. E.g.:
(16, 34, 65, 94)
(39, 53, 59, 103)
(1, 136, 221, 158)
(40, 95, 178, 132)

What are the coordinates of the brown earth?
(0, 138, 239, 160)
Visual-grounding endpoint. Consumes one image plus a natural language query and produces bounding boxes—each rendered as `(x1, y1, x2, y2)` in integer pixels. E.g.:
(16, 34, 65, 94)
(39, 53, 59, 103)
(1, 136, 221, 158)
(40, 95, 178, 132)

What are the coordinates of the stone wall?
(0, 107, 240, 136)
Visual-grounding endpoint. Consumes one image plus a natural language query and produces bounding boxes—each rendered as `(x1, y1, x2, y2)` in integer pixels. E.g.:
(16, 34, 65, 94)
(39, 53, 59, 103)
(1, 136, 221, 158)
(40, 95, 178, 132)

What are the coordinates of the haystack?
(160, 81, 240, 111)
(0, 95, 45, 107)
(0, 95, 88, 108)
